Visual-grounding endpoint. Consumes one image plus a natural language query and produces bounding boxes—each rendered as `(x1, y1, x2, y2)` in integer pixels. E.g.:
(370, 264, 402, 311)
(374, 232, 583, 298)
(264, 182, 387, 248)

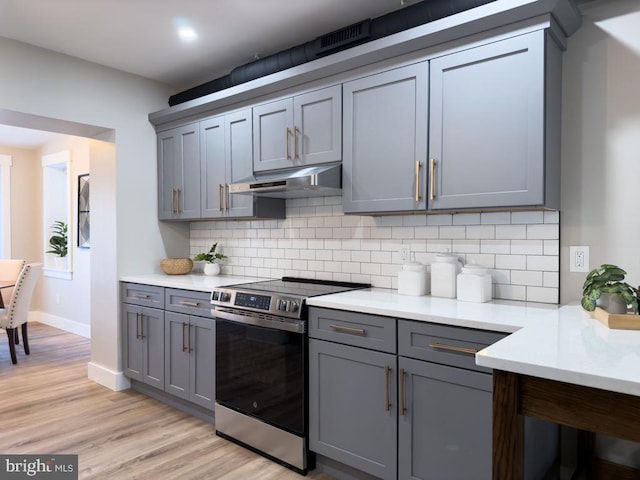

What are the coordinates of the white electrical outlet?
(400, 246, 410, 263)
(569, 246, 590, 273)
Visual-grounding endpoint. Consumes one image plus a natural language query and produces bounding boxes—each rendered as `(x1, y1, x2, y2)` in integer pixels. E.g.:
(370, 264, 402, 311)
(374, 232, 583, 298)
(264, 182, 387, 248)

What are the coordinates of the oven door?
(215, 312, 306, 436)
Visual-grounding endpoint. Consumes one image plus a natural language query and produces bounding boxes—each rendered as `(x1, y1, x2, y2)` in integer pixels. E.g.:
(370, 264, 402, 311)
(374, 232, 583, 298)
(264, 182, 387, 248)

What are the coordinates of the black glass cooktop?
(227, 277, 370, 298)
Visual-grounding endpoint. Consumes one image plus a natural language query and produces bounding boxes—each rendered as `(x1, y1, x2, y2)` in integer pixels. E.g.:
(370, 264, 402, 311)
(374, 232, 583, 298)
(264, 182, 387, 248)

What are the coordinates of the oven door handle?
(213, 307, 305, 334)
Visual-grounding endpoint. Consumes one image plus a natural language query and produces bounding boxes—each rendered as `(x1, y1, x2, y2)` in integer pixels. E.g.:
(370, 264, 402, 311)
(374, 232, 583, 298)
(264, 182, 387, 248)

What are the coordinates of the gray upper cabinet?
(343, 63, 429, 214)
(158, 123, 201, 220)
(201, 109, 255, 219)
(253, 85, 342, 172)
(429, 30, 558, 210)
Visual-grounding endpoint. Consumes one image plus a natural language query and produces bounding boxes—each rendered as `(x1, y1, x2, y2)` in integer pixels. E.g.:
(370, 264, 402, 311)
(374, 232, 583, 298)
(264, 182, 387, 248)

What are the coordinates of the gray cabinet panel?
(224, 109, 255, 218)
(165, 311, 190, 400)
(253, 86, 342, 172)
(398, 320, 505, 374)
(293, 85, 342, 166)
(200, 115, 226, 218)
(309, 307, 396, 353)
(189, 316, 216, 410)
(157, 123, 200, 219)
(398, 357, 492, 480)
(164, 311, 216, 410)
(309, 339, 397, 480)
(122, 303, 164, 389)
(253, 98, 293, 172)
(429, 32, 546, 209)
(121, 282, 164, 309)
(343, 63, 428, 213)
(165, 289, 214, 318)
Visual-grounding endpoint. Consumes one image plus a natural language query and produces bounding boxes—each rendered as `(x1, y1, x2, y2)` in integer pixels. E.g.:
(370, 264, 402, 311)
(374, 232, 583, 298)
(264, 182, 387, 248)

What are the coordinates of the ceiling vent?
(318, 20, 371, 55)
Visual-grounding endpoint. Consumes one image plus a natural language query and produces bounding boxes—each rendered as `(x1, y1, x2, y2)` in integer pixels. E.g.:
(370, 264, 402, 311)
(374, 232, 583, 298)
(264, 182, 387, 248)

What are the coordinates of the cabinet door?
(253, 98, 294, 172)
(164, 311, 190, 401)
(343, 63, 428, 214)
(157, 123, 200, 219)
(200, 115, 226, 218)
(188, 316, 216, 410)
(293, 85, 342, 166)
(398, 357, 492, 480)
(429, 32, 544, 210)
(142, 306, 165, 389)
(225, 109, 255, 218)
(309, 339, 397, 480)
(122, 303, 143, 381)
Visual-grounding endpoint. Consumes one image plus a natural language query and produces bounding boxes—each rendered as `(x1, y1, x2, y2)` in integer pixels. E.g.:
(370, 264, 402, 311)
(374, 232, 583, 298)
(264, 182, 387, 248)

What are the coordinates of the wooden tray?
(591, 307, 640, 330)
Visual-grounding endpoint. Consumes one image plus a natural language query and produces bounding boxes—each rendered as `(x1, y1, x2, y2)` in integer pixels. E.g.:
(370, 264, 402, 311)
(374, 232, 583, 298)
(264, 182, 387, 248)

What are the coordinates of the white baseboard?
(88, 362, 131, 392)
(31, 311, 91, 338)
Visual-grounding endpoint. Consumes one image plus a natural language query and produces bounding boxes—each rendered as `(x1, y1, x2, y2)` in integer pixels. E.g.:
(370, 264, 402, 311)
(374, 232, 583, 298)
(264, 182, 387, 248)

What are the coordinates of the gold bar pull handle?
(384, 365, 391, 412)
(182, 322, 187, 352)
(188, 323, 193, 353)
(225, 184, 230, 212)
(175, 189, 182, 214)
(415, 161, 422, 202)
(132, 294, 150, 300)
(136, 312, 141, 339)
(286, 128, 292, 160)
(429, 158, 435, 201)
(429, 342, 479, 356)
(171, 188, 176, 214)
(178, 301, 199, 307)
(329, 324, 366, 335)
(218, 184, 224, 212)
(399, 368, 406, 416)
(139, 313, 145, 339)
(293, 126, 300, 159)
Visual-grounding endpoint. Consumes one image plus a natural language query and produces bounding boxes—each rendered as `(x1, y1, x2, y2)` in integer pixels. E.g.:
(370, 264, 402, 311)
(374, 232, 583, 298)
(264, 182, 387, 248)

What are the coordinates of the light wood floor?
(0, 322, 335, 480)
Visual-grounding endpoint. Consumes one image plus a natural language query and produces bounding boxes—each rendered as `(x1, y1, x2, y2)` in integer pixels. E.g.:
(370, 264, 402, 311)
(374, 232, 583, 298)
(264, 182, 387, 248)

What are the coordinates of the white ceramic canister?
(457, 264, 492, 303)
(398, 260, 429, 296)
(430, 253, 462, 298)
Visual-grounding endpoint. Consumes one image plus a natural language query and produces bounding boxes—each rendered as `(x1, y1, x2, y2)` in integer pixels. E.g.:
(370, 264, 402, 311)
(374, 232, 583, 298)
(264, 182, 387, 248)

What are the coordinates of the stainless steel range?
(211, 277, 369, 474)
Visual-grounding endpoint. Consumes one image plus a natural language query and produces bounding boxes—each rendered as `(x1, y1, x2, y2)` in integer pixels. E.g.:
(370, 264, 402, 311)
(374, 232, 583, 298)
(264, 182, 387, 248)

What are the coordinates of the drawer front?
(121, 283, 164, 308)
(398, 320, 506, 373)
(309, 307, 396, 353)
(165, 289, 214, 318)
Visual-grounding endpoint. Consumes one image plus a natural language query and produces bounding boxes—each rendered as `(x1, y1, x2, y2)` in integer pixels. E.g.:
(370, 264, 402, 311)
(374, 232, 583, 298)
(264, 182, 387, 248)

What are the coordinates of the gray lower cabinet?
(309, 307, 521, 480)
(121, 283, 216, 412)
(428, 30, 560, 210)
(309, 339, 397, 480)
(157, 123, 201, 220)
(122, 303, 165, 389)
(342, 63, 428, 214)
(397, 357, 492, 480)
(164, 312, 216, 410)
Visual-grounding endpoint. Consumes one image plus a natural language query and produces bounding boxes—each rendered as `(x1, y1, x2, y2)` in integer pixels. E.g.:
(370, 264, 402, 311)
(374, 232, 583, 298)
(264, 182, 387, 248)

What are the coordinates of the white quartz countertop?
(120, 273, 265, 291)
(307, 289, 640, 397)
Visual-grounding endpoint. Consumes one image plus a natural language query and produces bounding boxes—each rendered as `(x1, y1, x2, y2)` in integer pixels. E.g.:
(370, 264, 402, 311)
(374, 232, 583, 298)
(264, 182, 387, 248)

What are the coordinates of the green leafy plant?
(46, 220, 68, 258)
(581, 264, 638, 314)
(193, 243, 227, 264)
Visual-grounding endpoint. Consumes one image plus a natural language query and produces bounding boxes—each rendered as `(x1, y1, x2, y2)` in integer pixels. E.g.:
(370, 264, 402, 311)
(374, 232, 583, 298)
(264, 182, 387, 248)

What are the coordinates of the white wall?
(561, 0, 640, 303)
(0, 37, 182, 389)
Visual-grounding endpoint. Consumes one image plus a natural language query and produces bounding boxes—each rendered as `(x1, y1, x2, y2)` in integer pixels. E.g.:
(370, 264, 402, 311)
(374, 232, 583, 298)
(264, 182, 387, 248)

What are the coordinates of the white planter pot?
(203, 263, 221, 276)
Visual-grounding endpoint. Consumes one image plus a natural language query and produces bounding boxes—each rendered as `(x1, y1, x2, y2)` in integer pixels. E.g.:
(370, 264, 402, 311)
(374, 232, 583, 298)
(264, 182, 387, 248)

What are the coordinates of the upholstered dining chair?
(0, 263, 43, 364)
(0, 259, 25, 308)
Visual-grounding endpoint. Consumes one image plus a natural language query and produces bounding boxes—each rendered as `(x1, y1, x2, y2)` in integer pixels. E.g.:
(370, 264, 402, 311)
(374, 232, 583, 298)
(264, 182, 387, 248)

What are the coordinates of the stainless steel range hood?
(228, 163, 342, 198)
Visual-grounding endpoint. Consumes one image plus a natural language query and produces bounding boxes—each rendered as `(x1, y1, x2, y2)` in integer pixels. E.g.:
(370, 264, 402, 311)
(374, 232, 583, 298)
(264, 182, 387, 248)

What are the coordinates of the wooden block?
(591, 307, 640, 330)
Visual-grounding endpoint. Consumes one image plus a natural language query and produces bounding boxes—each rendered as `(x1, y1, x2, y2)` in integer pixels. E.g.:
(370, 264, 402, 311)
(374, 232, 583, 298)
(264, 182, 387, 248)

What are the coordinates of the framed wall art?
(77, 174, 90, 248)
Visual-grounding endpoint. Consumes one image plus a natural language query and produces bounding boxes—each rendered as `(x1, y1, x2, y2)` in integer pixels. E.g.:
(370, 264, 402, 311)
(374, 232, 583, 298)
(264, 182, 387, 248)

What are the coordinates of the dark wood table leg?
(493, 370, 524, 479)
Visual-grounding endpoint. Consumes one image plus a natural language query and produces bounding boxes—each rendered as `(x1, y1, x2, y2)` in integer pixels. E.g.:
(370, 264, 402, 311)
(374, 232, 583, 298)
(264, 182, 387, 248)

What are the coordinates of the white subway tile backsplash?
(192, 206, 560, 304)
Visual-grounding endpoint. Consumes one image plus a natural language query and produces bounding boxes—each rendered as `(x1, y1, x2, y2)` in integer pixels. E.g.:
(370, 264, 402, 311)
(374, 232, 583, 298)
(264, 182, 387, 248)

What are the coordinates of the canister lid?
(461, 264, 488, 275)
(434, 253, 460, 264)
(403, 260, 426, 272)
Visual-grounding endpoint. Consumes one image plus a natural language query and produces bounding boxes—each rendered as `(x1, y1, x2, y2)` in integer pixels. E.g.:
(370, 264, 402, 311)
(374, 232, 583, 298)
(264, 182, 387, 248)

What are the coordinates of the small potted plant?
(193, 242, 227, 276)
(581, 264, 638, 314)
(46, 220, 68, 269)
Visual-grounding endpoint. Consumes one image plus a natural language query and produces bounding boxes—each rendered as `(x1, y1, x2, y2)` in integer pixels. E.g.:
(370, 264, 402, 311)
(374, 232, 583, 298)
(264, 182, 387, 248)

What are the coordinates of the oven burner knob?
(288, 301, 299, 313)
(278, 299, 290, 312)
(220, 292, 231, 302)
(212, 291, 220, 301)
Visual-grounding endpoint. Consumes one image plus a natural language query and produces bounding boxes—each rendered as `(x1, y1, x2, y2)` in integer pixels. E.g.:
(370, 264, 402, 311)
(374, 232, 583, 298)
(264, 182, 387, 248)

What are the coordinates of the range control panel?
(211, 288, 304, 319)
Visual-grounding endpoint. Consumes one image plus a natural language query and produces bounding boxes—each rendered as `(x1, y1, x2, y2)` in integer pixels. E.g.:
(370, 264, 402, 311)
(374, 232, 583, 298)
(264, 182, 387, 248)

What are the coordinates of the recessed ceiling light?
(174, 18, 198, 42)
